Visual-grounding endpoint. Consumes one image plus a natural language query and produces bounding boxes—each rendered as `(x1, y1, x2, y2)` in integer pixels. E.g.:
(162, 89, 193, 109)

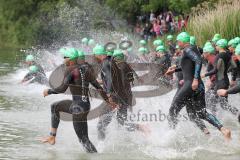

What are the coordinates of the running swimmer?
(165, 32, 231, 140)
(93, 45, 149, 140)
(21, 65, 48, 85)
(25, 55, 45, 75)
(168, 45, 210, 134)
(40, 48, 115, 153)
(166, 35, 176, 56)
(201, 39, 239, 118)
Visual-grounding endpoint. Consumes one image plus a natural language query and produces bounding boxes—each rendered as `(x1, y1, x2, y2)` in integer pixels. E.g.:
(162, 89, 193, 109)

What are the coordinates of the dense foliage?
(0, 0, 221, 47)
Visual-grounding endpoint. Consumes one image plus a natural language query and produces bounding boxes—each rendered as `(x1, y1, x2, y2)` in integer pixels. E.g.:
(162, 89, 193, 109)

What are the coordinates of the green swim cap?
(81, 37, 89, 44)
(59, 48, 68, 55)
(127, 47, 132, 52)
(190, 36, 196, 45)
(29, 65, 39, 73)
(153, 39, 163, 46)
(203, 45, 215, 54)
(26, 55, 34, 62)
(139, 40, 147, 45)
(234, 37, 240, 44)
(204, 41, 212, 47)
(138, 47, 148, 54)
(107, 51, 113, 56)
(88, 39, 95, 46)
(113, 49, 124, 60)
(177, 32, 190, 43)
(77, 50, 85, 60)
(216, 39, 228, 49)
(235, 44, 240, 55)
(167, 35, 173, 41)
(228, 39, 238, 48)
(64, 48, 79, 60)
(156, 45, 165, 52)
(93, 45, 106, 55)
(212, 34, 221, 43)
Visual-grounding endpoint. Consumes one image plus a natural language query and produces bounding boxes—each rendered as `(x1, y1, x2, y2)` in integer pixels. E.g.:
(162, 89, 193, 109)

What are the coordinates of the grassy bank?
(187, 0, 240, 46)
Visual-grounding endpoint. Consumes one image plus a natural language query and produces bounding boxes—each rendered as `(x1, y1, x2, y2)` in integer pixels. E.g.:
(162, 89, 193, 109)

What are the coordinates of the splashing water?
(0, 1, 240, 159)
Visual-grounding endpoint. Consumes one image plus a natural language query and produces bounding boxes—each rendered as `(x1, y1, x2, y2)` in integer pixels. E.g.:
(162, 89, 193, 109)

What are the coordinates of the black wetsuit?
(32, 62, 45, 75)
(169, 45, 223, 130)
(231, 58, 240, 82)
(173, 55, 208, 132)
(168, 42, 176, 56)
(47, 63, 109, 153)
(97, 57, 139, 140)
(204, 51, 239, 116)
(23, 71, 48, 85)
(152, 53, 171, 82)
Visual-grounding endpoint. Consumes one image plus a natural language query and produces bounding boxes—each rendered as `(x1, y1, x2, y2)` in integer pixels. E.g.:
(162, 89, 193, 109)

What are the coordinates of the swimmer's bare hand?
(138, 78, 144, 84)
(107, 101, 118, 110)
(138, 124, 151, 137)
(230, 81, 236, 87)
(201, 74, 205, 79)
(43, 89, 49, 97)
(217, 89, 228, 97)
(192, 79, 199, 91)
(165, 66, 176, 76)
(39, 136, 56, 145)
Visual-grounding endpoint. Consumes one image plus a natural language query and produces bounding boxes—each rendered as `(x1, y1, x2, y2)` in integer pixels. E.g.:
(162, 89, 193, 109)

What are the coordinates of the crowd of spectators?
(134, 11, 189, 40)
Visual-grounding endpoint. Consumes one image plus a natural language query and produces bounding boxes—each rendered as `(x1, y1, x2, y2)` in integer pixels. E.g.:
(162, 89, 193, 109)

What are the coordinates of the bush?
(187, 0, 240, 46)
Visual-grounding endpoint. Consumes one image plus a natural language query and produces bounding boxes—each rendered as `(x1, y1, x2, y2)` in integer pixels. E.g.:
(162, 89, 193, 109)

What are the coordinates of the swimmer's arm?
(227, 84, 240, 94)
(185, 49, 202, 79)
(175, 67, 182, 72)
(47, 74, 70, 94)
(102, 61, 113, 94)
(229, 59, 237, 80)
(21, 73, 33, 83)
(204, 59, 220, 77)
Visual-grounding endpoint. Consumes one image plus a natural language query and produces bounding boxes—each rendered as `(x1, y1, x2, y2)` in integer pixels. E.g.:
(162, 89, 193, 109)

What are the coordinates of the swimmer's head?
(139, 40, 147, 46)
(190, 36, 196, 45)
(81, 37, 89, 45)
(93, 45, 107, 63)
(235, 44, 240, 60)
(167, 35, 173, 41)
(176, 32, 190, 48)
(77, 50, 85, 64)
(88, 39, 95, 46)
(228, 39, 238, 53)
(29, 65, 39, 73)
(153, 39, 163, 47)
(203, 44, 215, 59)
(63, 48, 79, 66)
(216, 39, 228, 51)
(113, 49, 124, 60)
(212, 34, 221, 44)
(25, 55, 34, 65)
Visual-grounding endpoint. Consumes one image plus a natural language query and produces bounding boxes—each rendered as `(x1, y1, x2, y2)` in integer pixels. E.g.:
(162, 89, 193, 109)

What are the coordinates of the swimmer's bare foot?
(220, 127, 231, 141)
(40, 136, 56, 145)
(138, 124, 151, 136)
(203, 128, 210, 135)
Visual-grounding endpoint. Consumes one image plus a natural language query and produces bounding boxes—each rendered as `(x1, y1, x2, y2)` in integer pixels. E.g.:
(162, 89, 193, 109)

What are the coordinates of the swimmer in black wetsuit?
(169, 45, 210, 134)
(93, 45, 149, 140)
(166, 35, 176, 56)
(202, 39, 239, 118)
(217, 44, 240, 122)
(25, 55, 45, 75)
(40, 48, 115, 153)
(21, 65, 48, 85)
(166, 32, 231, 140)
(152, 45, 171, 81)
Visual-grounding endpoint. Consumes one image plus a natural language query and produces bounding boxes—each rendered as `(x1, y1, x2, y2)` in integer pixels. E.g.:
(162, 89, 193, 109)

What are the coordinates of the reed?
(187, 0, 240, 46)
